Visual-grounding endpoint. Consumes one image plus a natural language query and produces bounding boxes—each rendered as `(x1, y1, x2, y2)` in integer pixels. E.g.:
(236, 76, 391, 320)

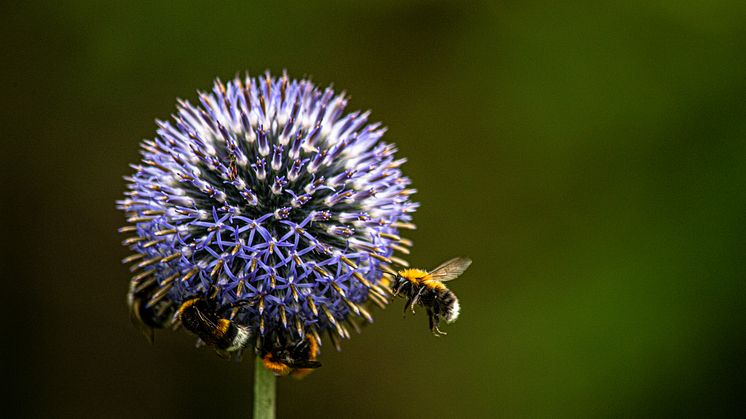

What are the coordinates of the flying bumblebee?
(392, 257, 472, 336)
(128, 277, 175, 343)
(260, 335, 322, 379)
(177, 296, 253, 356)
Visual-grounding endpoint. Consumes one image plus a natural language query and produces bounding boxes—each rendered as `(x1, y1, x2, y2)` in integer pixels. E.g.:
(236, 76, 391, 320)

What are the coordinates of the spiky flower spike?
(118, 71, 417, 364)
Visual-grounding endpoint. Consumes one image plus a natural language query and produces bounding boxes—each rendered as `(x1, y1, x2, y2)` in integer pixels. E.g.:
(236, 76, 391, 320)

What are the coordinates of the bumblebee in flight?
(392, 257, 472, 336)
(177, 296, 253, 355)
(261, 335, 322, 379)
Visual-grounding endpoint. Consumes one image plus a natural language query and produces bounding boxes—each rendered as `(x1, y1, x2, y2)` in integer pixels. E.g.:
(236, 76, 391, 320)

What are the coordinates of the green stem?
(253, 357, 276, 419)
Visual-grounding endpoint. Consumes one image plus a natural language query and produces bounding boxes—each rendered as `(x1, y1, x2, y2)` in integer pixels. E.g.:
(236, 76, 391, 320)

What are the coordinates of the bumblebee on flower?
(118, 72, 418, 376)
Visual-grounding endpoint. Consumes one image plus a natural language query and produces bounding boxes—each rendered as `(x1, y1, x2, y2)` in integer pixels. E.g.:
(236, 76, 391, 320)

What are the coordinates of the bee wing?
(193, 306, 220, 329)
(428, 257, 472, 282)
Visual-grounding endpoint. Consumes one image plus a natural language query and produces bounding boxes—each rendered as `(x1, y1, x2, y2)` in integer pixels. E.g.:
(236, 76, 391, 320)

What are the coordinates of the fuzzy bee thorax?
(398, 268, 429, 283)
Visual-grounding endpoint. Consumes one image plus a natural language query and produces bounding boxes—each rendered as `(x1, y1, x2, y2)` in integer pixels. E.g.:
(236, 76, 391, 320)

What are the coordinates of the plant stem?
(253, 357, 276, 419)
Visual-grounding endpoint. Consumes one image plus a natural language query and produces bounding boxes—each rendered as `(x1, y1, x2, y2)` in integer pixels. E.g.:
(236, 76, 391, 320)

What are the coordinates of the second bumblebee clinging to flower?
(177, 294, 253, 358)
(393, 257, 472, 336)
(260, 335, 322, 379)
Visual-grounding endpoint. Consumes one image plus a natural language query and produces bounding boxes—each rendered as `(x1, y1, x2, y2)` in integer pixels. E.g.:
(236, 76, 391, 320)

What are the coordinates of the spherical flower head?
(118, 72, 417, 355)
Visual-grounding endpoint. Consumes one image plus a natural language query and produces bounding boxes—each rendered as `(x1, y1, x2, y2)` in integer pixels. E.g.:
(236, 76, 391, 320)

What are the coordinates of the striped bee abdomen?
(438, 290, 460, 324)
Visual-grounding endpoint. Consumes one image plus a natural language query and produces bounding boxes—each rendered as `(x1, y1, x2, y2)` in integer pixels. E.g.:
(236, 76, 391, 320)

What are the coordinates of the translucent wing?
(196, 312, 216, 329)
(428, 257, 472, 282)
(192, 305, 219, 329)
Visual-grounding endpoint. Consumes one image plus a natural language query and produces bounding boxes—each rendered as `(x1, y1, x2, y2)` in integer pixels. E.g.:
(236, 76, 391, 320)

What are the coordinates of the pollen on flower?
(118, 71, 417, 361)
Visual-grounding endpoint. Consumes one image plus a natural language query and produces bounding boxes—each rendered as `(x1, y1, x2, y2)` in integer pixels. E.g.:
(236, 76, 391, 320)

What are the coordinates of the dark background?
(5, 1, 746, 417)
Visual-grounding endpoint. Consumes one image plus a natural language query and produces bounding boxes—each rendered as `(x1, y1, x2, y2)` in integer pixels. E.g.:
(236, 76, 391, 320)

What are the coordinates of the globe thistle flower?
(118, 72, 417, 365)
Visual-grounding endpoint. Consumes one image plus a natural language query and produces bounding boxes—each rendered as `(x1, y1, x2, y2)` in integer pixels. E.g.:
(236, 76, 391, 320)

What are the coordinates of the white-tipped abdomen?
(445, 298, 460, 323)
(226, 326, 252, 351)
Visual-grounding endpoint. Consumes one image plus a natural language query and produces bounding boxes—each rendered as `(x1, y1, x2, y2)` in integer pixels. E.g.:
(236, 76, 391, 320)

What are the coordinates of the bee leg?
(409, 287, 425, 314)
(403, 297, 416, 315)
(392, 281, 403, 296)
(427, 308, 439, 337)
(428, 309, 446, 336)
(434, 309, 447, 336)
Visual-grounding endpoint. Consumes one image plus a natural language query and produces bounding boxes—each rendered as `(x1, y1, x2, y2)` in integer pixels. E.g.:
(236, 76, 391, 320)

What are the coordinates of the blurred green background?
(5, 0, 746, 417)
